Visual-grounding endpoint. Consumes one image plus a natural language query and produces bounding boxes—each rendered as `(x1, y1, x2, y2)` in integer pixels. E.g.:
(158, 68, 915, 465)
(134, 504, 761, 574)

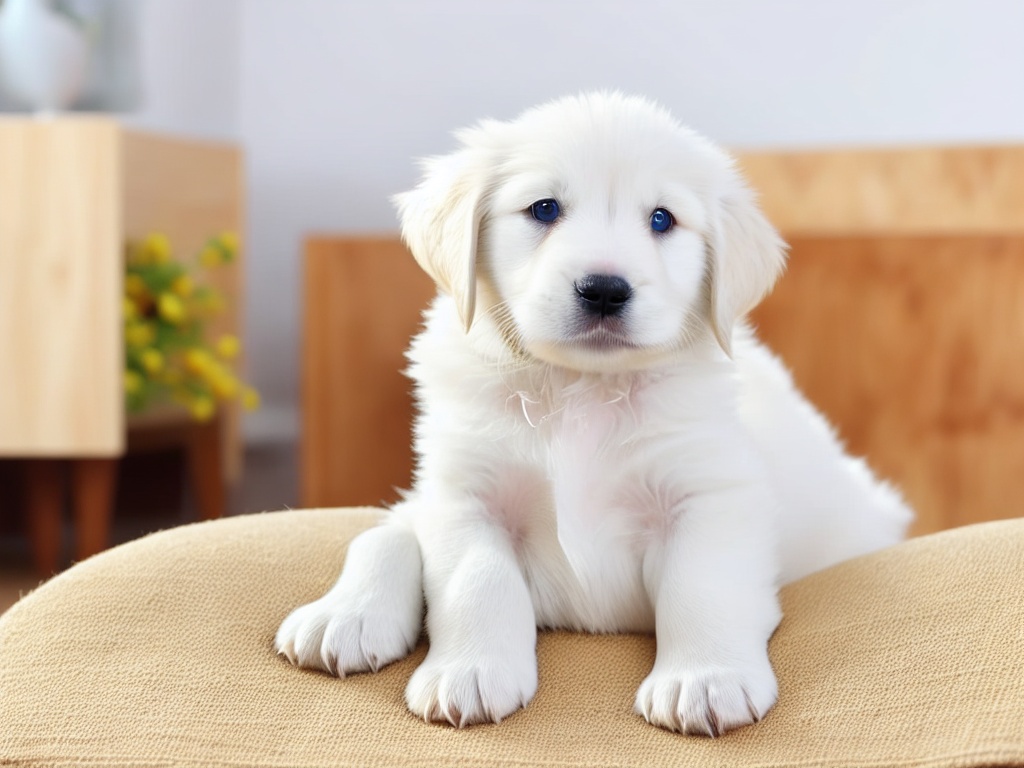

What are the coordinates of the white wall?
(41, 0, 985, 440)
(127, 0, 240, 139)
(4, 1, 1021, 441)
(236, 0, 1024, 442)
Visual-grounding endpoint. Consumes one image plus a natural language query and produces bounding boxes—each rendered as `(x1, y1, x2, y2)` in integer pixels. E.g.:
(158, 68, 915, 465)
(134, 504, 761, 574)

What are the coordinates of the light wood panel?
(302, 237, 434, 508)
(736, 146, 1024, 236)
(0, 118, 244, 468)
(0, 117, 123, 456)
(752, 236, 1024, 536)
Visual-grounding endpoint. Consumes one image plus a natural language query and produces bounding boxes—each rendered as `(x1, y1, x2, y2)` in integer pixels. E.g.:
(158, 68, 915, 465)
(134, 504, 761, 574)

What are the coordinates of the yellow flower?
(199, 359, 226, 386)
(125, 322, 156, 348)
(219, 231, 239, 252)
(242, 387, 260, 412)
(123, 297, 139, 321)
(141, 233, 172, 265)
(158, 293, 187, 324)
(140, 348, 164, 375)
(189, 396, 215, 422)
(215, 334, 241, 360)
(199, 245, 222, 268)
(171, 274, 194, 298)
(211, 373, 239, 400)
(125, 274, 149, 301)
(124, 370, 144, 395)
(184, 348, 212, 374)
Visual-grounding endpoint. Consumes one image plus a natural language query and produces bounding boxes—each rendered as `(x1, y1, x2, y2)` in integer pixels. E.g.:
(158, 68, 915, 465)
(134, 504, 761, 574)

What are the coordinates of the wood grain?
(736, 146, 1024, 236)
(752, 236, 1024, 535)
(0, 120, 245, 468)
(24, 460, 64, 576)
(71, 457, 118, 562)
(301, 237, 435, 508)
(186, 416, 227, 521)
(0, 117, 123, 456)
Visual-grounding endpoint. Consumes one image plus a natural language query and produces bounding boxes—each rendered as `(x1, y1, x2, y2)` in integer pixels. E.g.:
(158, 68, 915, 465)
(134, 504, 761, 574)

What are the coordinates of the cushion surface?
(1, 508, 1023, 767)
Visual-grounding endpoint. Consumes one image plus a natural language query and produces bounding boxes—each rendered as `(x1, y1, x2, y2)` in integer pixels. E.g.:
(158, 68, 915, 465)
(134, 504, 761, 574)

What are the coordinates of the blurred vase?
(0, 0, 90, 112)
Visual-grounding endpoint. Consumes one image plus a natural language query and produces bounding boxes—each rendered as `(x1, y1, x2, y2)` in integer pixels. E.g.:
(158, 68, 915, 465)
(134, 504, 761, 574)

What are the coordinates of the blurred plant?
(123, 232, 260, 421)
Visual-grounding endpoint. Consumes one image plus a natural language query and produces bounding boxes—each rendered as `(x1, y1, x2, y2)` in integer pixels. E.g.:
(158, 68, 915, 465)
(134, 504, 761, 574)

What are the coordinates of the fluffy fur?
(276, 92, 912, 736)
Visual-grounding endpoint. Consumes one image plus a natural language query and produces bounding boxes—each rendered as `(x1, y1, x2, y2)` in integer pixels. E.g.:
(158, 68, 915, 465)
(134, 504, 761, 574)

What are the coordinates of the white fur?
(276, 92, 912, 735)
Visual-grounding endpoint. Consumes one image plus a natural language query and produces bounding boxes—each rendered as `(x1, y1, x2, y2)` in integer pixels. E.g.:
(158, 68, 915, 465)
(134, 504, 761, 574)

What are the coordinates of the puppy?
(276, 92, 912, 735)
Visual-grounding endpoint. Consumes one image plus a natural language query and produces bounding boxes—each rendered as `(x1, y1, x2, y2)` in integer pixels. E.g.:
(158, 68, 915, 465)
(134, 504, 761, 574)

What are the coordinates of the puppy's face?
(480, 107, 720, 372)
(396, 93, 786, 370)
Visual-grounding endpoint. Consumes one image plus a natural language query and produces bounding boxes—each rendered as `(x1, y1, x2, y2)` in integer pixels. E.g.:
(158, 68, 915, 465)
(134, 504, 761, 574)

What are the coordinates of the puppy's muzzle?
(574, 274, 632, 318)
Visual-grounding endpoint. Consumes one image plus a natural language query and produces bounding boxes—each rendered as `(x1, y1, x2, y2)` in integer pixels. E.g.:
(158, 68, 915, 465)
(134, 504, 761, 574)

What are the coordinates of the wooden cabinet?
(743, 146, 1024, 536)
(301, 237, 433, 508)
(0, 117, 244, 571)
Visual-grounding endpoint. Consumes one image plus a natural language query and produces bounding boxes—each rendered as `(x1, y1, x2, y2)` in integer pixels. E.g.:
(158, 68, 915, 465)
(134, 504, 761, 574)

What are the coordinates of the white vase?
(0, 0, 90, 112)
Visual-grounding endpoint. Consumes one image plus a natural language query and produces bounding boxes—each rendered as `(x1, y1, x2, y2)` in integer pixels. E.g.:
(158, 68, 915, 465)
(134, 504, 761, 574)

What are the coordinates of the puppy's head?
(395, 92, 785, 370)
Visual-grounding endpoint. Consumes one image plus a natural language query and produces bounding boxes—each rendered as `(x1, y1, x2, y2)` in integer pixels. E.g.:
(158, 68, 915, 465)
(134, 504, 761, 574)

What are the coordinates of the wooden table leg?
(71, 458, 119, 563)
(24, 460, 65, 576)
(187, 416, 226, 520)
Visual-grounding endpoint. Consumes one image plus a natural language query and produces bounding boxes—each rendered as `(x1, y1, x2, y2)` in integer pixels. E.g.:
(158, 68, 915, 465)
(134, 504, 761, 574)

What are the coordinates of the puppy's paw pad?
(634, 662, 777, 736)
(405, 654, 537, 727)
(274, 598, 419, 676)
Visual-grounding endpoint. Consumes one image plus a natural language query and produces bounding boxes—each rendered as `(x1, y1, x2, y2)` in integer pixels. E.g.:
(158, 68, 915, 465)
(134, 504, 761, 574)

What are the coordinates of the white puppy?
(276, 92, 912, 736)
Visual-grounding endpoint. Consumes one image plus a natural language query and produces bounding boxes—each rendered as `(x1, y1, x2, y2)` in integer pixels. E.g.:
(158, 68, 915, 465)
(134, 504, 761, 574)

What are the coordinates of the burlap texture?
(1, 508, 1022, 768)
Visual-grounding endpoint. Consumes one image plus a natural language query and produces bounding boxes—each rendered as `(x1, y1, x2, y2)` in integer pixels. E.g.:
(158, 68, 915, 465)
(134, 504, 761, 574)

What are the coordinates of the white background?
(61, 0, 1024, 439)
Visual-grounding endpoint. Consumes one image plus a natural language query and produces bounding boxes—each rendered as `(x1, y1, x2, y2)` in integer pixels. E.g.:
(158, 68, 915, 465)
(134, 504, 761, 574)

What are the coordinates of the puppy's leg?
(636, 486, 782, 736)
(405, 507, 537, 727)
(275, 513, 423, 676)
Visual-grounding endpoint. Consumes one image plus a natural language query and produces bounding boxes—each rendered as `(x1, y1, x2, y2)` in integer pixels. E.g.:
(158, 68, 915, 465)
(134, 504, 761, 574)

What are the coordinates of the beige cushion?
(1, 508, 1022, 767)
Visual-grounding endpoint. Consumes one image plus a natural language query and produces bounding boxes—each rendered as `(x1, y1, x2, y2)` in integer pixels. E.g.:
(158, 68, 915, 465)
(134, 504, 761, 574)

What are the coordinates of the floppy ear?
(393, 151, 486, 332)
(708, 183, 787, 356)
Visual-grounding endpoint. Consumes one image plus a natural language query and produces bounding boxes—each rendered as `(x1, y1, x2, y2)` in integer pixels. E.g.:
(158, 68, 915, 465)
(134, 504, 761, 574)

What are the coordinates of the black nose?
(574, 274, 632, 318)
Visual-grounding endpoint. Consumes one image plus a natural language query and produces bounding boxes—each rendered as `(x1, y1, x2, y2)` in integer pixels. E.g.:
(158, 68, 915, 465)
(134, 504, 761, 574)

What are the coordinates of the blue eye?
(650, 208, 674, 233)
(530, 199, 561, 223)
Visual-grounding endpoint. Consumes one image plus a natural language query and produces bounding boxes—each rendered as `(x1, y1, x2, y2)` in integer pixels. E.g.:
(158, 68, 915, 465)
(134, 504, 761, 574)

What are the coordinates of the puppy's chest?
(500, 385, 666, 630)
(510, 382, 667, 536)
(516, 378, 631, 457)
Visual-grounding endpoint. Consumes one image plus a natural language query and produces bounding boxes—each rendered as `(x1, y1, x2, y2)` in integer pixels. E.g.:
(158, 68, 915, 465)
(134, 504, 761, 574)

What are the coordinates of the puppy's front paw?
(405, 650, 538, 727)
(634, 656, 777, 736)
(275, 595, 420, 677)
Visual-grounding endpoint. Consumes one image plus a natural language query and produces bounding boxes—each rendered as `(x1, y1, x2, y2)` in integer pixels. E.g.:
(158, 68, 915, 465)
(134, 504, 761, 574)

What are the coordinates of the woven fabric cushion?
(1, 509, 1023, 768)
